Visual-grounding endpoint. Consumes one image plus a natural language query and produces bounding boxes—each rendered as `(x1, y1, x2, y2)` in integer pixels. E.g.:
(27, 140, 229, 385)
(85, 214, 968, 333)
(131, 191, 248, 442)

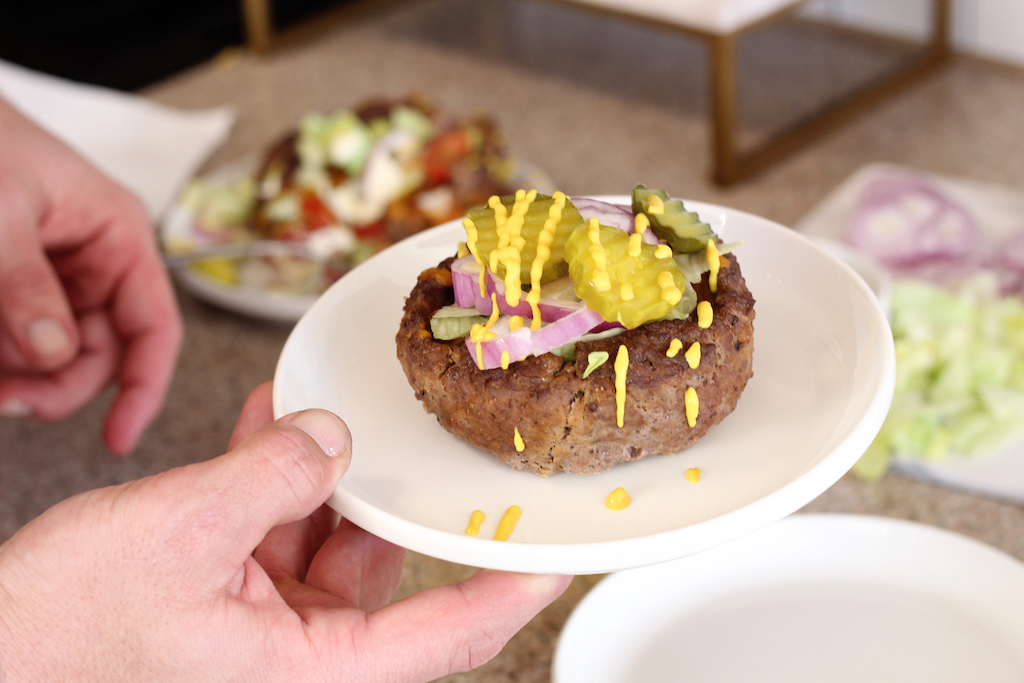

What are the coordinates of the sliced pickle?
(632, 184, 717, 254)
(464, 192, 584, 285)
(566, 220, 697, 329)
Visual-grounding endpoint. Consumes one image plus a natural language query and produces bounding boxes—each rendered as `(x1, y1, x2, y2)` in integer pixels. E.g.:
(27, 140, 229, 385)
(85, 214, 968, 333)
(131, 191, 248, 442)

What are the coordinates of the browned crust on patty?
(396, 254, 755, 475)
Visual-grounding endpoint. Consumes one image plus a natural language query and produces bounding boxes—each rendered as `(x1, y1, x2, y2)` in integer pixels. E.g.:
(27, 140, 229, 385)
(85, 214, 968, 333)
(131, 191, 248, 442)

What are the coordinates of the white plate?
(161, 158, 554, 323)
(273, 198, 895, 574)
(553, 514, 1024, 683)
(796, 163, 1024, 504)
(808, 236, 892, 315)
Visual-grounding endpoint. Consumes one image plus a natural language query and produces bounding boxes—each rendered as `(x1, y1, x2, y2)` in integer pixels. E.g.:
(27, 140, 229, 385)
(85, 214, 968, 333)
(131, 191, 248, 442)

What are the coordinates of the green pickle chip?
(465, 192, 584, 285)
(566, 221, 696, 329)
(632, 184, 717, 254)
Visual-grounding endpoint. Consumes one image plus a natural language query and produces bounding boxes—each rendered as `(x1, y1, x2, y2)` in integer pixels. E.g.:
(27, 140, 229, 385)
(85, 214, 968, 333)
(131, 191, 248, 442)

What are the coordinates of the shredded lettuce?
(179, 177, 257, 232)
(853, 273, 1024, 480)
(582, 351, 610, 378)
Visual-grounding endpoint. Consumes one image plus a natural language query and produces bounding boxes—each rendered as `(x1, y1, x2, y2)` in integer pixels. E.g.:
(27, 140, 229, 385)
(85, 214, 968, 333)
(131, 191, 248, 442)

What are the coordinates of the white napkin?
(0, 59, 235, 219)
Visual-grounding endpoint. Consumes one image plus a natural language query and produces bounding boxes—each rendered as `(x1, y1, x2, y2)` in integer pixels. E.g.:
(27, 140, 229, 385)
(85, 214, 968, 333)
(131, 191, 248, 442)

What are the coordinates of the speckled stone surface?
(4, 1, 1024, 681)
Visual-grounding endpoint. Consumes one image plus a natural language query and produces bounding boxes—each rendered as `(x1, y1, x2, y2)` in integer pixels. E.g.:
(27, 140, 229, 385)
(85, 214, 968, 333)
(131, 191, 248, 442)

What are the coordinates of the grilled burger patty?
(396, 253, 755, 475)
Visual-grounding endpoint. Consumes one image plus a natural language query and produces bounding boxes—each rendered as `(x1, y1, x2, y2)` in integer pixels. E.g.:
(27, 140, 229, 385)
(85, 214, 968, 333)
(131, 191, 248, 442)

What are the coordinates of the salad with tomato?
(171, 96, 521, 295)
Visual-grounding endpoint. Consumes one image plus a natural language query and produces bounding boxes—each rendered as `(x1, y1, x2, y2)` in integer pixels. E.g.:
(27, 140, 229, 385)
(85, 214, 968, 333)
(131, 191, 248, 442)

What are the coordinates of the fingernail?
(289, 409, 351, 458)
(0, 397, 32, 418)
(520, 573, 573, 597)
(27, 318, 71, 360)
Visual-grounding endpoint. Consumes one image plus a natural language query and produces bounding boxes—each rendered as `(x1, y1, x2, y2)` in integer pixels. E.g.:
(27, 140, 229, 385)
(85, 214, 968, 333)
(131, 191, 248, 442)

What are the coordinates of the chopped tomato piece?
(354, 220, 388, 241)
(423, 130, 472, 186)
(271, 221, 309, 241)
(301, 191, 338, 230)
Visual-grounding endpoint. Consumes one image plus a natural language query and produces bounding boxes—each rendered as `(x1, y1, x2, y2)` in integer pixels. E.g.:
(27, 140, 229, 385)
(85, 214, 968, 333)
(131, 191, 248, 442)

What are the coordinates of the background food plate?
(553, 514, 1024, 683)
(796, 163, 1024, 504)
(273, 198, 895, 574)
(160, 157, 555, 323)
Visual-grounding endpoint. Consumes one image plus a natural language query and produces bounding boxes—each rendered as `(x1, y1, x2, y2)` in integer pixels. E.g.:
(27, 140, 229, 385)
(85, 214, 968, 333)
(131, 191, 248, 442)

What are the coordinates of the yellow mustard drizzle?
(620, 282, 634, 301)
(501, 350, 511, 370)
(525, 191, 565, 331)
(494, 505, 521, 541)
(488, 194, 509, 254)
(585, 218, 612, 292)
(470, 293, 502, 369)
(505, 191, 535, 305)
(491, 190, 539, 308)
(605, 487, 631, 510)
(457, 242, 469, 258)
(685, 386, 699, 427)
(528, 303, 542, 331)
(634, 212, 650, 234)
(614, 344, 629, 428)
(514, 426, 525, 452)
(465, 510, 486, 536)
(627, 232, 644, 257)
(684, 341, 701, 369)
(696, 300, 713, 329)
(647, 195, 665, 214)
(666, 338, 683, 358)
(486, 195, 509, 290)
(657, 270, 683, 306)
(685, 467, 701, 483)
(706, 239, 720, 293)
(508, 315, 524, 331)
(462, 216, 488, 298)
(654, 244, 673, 260)
(463, 217, 481, 260)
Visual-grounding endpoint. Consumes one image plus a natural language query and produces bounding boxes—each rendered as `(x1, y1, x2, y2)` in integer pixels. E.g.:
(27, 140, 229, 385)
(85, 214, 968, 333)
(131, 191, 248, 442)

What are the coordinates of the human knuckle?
(443, 621, 505, 676)
(255, 427, 328, 505)
(3, 259, 57, 300)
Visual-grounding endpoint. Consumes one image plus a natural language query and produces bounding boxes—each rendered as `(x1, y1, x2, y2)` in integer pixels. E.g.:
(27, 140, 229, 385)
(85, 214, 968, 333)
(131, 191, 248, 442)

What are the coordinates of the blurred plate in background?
(553, 514, 1024, 683)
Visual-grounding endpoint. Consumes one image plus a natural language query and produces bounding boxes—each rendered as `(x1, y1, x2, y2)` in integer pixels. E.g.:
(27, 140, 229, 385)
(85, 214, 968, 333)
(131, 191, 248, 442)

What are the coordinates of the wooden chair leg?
(241, 0, 274, 53)
(709, 32, 739, 186)
(709, 0, 951, 186)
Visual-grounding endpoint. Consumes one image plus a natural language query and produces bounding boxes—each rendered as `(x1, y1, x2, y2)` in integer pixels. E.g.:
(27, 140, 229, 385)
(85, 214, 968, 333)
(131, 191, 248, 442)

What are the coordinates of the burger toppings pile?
(431, 186, 738, 380)
(397, 183, 755, 477)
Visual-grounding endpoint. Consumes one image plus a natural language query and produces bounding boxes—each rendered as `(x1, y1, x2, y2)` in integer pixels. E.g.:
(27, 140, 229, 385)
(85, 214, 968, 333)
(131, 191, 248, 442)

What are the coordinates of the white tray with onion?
(796, 163, 1024, 502)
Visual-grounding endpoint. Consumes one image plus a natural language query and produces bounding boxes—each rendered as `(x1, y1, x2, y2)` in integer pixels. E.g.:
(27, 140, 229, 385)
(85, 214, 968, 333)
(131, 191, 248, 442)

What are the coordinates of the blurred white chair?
(239, 0, 951, 185)
(545, 0, 951, 184)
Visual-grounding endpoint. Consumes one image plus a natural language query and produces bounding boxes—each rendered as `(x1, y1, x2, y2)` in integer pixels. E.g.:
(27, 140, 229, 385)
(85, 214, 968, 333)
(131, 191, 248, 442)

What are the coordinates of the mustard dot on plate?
(605, 487, 631, 510)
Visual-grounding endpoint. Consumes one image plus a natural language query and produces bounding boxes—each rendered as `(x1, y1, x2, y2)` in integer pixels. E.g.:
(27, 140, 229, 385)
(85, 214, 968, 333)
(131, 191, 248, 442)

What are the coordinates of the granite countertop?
(4, 1, 1024, 681)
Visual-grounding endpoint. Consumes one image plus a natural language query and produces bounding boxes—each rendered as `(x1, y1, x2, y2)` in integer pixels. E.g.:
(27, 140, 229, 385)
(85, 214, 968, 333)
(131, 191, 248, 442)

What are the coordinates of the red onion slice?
(990, 229, 1024, 296)
(451, 254, 483, 308)
(482, 268, 584, 320)
(995, 229, 1024, 274)
(571, 197, 633, 232)
(895, 257, 986, 288)
(846, 177, 979, 267)
(572, 196, 659, 244)
(451, 254, 585, 321)
(465, 306, 606, 370)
